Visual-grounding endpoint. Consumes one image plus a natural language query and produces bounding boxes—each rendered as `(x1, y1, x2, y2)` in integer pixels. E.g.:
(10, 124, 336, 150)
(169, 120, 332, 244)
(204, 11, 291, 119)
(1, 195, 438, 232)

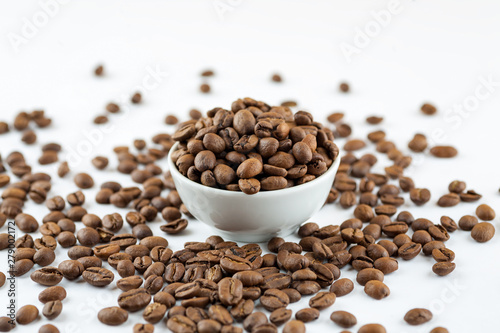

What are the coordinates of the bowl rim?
(167, 141, 341, 198)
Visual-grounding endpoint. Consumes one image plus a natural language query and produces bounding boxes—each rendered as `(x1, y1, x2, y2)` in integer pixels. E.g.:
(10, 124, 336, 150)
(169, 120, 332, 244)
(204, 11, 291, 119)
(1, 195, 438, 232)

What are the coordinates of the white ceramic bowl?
(167, 142, 341, 242)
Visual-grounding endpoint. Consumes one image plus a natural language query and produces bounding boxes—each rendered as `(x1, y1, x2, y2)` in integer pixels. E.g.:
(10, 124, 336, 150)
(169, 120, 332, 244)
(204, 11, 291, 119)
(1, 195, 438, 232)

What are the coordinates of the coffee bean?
(339, 82, 350, 92)
(31, 267, 63, 286)
(309, 291, 336, 310)
(448, 180, 466, 193)
(160, 219, 188, 234)
(356, 268, 384, 286)
(460, 190, 482, 202)
(404, 308, 432, 325)
(364, 280, 390, 300)
(409, 188, 431, 206)
(13, 259, 34, 276)
(398, 242, 422, 260)
(260, 288, 289, 311)
(430, 327, 449, 333)
(33, 247, 56, 266)
(458, 215, 478, 231)
(118, 288, 152, 312)
(471, 222, 495, 243)
(82, 267, 114, 287)
(476, 204, 496, 221)
(197, 319, 222, 333)
(0, 317, 13, 332)
(15, 213, 39, 233)
(282, 320, 305, 333)
(42, 300, 62, 320)
(431, 248, 455, 262)
(98, 306, 128, 326)
(432, 262, 456, 276)
(437, 193, 460, 207)
(243, 312, 267, 332)
(38, 286, 66, 303)
(421, 103, 437, 115)
(131, 92, 142, 103)
(358, 323, 387, 333)
(143, 302, 167, 324)
(16, 305, 39, 325)
(218, 277, 243, 306)
(295, 308, 319, 322)
(269, 308, 291, 326)
(430, 146, 458, 158)
(329, 278, 354, 297)
(330, 310, 357, 328)
(208, 304, 233, 325)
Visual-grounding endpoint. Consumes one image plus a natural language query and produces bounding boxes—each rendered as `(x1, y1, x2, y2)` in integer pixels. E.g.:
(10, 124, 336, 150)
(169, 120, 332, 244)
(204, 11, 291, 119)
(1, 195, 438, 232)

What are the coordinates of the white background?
(1, 0, 500, 332)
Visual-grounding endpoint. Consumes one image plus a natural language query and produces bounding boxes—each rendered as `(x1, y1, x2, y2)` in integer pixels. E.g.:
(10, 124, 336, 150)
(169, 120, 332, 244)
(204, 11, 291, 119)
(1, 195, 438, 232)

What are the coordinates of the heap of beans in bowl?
(171, 98, 340, 194)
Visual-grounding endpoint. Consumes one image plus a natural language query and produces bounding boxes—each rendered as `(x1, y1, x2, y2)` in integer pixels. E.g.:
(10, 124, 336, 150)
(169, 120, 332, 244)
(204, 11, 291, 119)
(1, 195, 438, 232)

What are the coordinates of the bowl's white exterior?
(167, 142, 341, 242)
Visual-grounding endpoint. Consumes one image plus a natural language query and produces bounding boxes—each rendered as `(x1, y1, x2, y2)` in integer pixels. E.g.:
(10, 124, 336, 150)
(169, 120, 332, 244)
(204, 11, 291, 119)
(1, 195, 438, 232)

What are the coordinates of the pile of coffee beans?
(171, 98, 339, 194)
(0, 73, 497, 333)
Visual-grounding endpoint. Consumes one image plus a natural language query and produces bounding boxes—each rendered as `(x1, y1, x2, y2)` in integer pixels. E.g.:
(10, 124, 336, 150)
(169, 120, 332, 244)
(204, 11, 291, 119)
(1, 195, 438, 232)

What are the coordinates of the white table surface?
(0, 1, 499, 332)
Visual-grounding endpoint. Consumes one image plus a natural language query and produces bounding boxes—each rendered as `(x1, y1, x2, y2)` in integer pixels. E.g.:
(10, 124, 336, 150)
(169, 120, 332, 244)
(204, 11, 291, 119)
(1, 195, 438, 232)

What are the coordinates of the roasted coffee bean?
(243, 312, 267, 332)
(404, 308, 433, 325)
(197, 319, 221, 333)
(82, 267, 114, 287)
(74, 173, 94, 189)
(382, 222, 408, 237)
(437, 193, 460, 207)
(460, 190, 482, 202)
(295, 308, 319, 323)
(16, 305, 39, 325)
(458, 215, 478, 231)
(440, 216, 458, 232)
(330, 311, 357, 328)
(260, 288, 289, 311)
(33, 247, 56, 266)
(208, 304, 233, 325)
(38, 286, 66, 303)
(269, 308, 291, 326)
(471, 222, 495, 243)
(118, 288, 152, 312)
(398, 242, 422, 260)
(374, 257, 398, 274)
(282, 320, 305, 333)
(476, 204, 496, 221)
(233, 271, 264, 287)
(42, 300, 62, 320)
(15, 213, 39, 233)
(409, 188, 431, 206)
(58, 260, 84, 280)
(356, 268, 384, 286)
(230, 299, 254, 322)
(143, 303, 167, 324)
(31, 267, 63, 286)
(329, 278, 354, 297)
(98, 306, 129, 326)
(364, 280, 390, 300)
(160, 219, 188, 234)
(77, 227, 100, 247)
(218, 277, 243, 306)
(67, 191, 85, 206)
(431, 248, 455, 262)
(309, 291, 336, 310)
(432, 262, 456, 276)
(358, 323, 387, 333)
(430, 146, 457, 158)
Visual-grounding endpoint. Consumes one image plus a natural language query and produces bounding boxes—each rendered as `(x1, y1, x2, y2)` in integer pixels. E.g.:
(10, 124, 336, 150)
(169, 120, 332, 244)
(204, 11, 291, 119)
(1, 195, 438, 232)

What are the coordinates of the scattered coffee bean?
(98, 307, 128, 326)
(404, 308, 433, 325)
(476, 204, 496, 221)
(471, 222, 495, 243)
(330, 310, 357, 328)
(16, 305, 39, 325)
